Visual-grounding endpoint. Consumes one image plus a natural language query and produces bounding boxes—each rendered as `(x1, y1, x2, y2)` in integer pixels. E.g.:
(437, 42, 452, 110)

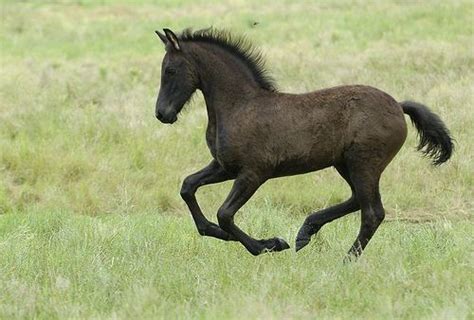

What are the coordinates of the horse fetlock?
(198, 223, 237, 241)
(196, 227, 207, 236)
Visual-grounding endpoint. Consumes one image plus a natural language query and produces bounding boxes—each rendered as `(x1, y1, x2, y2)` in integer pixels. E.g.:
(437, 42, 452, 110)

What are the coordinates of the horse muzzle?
(155, 109, 177, 124)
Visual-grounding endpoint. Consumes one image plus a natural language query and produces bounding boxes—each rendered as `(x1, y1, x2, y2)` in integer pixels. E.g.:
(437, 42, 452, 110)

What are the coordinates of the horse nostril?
(156, 111, 163, 121)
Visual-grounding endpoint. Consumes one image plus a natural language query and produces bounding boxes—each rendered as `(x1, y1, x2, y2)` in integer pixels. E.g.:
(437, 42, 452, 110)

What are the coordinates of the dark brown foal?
(154, 28, 453, 258)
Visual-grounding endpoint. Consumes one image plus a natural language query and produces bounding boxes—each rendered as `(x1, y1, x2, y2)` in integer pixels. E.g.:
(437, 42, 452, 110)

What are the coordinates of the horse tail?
(400, 101, 454, 165)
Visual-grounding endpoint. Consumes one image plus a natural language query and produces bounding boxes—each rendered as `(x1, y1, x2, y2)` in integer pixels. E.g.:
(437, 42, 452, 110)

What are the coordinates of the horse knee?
(217, 208, 232, 229)
(180, 177, 195, 201)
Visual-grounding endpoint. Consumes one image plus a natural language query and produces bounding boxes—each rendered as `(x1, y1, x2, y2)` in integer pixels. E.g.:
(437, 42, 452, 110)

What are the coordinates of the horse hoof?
(295, 224, 313, 252)
(295, 238, 310, 252)
(275, 237, 290, 251)
(259, 237, 290, 254)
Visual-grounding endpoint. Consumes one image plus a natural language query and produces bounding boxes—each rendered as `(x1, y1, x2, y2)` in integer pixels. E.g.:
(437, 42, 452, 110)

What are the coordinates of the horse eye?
(165, 68, 176, 76)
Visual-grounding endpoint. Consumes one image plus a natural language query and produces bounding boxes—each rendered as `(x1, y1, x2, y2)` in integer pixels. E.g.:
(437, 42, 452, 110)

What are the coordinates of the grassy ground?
(0, 211, 472, 319)
(0, 0, 473, 319)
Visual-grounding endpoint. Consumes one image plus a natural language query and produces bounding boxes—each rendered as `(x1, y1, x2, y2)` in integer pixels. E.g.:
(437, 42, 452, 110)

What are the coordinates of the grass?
(0, 0, 473, 319)
(1, 211, 472, 319)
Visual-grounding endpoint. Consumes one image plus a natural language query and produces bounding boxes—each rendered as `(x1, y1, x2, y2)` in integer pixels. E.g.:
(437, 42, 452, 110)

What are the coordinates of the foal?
(154, 28, 453, 258)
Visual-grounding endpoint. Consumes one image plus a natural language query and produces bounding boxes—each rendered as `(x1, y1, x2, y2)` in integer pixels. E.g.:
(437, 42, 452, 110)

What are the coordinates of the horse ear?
(155, 30, 168, 45)
(163, 28, 181, 51)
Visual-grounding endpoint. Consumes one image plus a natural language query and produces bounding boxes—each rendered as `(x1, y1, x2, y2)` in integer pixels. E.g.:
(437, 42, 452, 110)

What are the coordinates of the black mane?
(178, 28, 277, 92)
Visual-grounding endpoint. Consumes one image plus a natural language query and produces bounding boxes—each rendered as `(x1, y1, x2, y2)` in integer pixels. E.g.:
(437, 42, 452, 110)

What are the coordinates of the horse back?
(215, 85, 407, 177)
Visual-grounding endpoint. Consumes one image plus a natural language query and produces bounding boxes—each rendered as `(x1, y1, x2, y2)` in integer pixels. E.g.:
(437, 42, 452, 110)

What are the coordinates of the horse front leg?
(180, 160, 236, 241)
(216, 172, 290, 256)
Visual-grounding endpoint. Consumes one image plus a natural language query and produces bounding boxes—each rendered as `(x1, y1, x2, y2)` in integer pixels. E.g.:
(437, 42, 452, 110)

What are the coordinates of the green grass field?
(1, 1, 473, 319)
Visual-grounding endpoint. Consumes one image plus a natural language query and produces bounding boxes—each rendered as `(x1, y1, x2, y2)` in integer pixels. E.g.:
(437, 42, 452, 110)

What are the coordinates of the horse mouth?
(158, 116, 177, 124)
(156, 112, 177, 124)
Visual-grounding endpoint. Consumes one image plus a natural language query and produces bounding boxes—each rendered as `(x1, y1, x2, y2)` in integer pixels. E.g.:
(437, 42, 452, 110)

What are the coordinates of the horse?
(154, 28, 453, 258)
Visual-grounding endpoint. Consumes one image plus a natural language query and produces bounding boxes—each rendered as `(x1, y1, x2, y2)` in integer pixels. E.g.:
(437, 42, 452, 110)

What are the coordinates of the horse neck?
(190, 43, 264, 118)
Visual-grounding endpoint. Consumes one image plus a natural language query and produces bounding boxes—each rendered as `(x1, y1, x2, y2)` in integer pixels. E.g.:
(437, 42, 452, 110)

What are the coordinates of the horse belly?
(272, 157, 333, 177)
(271, 141, 340, 177)
(263, 122, 343, 177)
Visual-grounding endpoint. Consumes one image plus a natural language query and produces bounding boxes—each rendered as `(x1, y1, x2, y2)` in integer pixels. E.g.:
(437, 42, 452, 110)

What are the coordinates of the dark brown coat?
(154, 28, 453, 258)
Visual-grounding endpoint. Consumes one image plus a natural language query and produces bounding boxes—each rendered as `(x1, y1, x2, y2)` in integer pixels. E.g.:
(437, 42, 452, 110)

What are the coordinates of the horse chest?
(205, 125, 218, 158)
(206, 122, 242, 166)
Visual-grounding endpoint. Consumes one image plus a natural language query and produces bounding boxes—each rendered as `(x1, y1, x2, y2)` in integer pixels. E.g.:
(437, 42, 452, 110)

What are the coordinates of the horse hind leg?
(295, 164, 360, 252)
(344, 168, 385, 261)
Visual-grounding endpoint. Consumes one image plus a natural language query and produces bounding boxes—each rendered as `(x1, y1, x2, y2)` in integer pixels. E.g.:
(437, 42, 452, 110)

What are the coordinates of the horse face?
(155, 29, 197, 124)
